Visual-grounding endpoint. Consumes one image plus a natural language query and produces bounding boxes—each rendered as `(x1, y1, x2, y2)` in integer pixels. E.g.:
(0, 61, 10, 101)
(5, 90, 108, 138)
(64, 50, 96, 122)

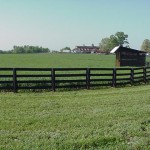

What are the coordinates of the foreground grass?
(0, 85, 150, 150)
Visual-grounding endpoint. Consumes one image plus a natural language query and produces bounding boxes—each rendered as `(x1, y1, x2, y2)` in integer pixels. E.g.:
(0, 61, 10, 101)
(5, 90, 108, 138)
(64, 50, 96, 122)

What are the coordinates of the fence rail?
(0, 67, 150, 92)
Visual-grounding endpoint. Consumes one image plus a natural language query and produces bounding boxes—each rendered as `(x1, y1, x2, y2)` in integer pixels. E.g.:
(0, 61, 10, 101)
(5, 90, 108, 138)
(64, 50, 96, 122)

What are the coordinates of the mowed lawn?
(0, 85, 150, 150)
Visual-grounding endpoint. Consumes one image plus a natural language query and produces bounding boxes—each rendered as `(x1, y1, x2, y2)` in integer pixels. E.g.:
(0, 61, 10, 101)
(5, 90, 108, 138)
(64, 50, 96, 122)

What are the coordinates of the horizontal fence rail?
(0, 67, 150, 92)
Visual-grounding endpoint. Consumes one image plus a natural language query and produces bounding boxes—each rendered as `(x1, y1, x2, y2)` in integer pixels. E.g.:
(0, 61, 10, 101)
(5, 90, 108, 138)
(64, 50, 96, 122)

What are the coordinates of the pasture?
(0, 53, 150, 68)
(0, 53, 115, 68)
(0, 53, 150, 149)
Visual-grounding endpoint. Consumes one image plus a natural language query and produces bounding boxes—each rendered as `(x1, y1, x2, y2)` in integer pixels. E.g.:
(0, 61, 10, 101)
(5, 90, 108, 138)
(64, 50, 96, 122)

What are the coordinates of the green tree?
(99, 32, 129, 53)
(114, 32, 129, 46)
(99, 38, 111, 53)
(141, 39, 150, 52)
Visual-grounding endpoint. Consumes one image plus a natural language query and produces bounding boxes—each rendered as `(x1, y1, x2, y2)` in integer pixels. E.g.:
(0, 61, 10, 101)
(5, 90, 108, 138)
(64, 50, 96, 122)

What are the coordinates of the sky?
(0, 0, 150, 51)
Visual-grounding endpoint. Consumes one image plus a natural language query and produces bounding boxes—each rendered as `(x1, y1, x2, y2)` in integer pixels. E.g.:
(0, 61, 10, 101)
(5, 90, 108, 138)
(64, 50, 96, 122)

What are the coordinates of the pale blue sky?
(0, 0, 150, 50)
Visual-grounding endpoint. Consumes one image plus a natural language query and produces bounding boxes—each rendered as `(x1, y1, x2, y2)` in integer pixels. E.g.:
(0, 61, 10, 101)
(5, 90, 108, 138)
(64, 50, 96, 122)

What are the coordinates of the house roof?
(75, 46, 99, 49)
(110, 46, 146, 54)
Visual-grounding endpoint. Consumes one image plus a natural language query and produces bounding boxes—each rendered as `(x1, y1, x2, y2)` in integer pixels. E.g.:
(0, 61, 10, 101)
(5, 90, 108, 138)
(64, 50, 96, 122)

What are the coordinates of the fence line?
(0, 67, 150, 92)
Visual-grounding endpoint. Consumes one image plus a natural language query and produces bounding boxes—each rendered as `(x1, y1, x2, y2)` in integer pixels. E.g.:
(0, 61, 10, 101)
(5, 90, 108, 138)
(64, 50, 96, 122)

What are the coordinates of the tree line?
(0, 45, 50, 54)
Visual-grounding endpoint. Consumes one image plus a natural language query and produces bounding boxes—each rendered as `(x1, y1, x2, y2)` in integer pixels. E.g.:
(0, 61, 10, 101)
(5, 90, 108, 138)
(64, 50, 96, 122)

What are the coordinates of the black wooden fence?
(0, 67, 150, 92)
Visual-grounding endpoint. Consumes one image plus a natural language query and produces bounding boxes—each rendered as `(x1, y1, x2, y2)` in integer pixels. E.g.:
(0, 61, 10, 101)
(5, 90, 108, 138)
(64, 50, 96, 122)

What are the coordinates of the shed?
(110, 46, 146, 67)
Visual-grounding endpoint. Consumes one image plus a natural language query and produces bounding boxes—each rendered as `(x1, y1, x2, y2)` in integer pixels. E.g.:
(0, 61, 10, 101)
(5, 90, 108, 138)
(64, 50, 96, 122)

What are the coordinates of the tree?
(99, 32, 129, 53)
(99, 38, 111, 53)
(141, 39, 150, 52)
(114, 32, 129, 46)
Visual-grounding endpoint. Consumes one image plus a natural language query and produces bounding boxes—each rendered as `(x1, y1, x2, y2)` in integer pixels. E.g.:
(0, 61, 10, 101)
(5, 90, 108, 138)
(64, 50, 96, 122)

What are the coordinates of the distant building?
(72, 44, 100, 53)
(110, 46, 146, 67)
(61, 49, 71, 53)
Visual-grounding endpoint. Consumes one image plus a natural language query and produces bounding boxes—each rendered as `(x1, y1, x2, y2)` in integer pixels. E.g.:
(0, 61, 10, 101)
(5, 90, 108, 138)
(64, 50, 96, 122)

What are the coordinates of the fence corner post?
(86, 68, 90, 89)
(13, 68, 17, 93)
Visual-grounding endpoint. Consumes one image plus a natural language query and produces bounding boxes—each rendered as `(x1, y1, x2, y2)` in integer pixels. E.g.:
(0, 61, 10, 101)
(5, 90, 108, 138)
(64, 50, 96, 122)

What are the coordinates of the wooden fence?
(0, 67, 150, 92)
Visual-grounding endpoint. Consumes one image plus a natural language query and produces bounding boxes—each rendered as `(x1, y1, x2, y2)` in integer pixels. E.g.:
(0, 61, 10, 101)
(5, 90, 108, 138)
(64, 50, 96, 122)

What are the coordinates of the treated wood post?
(51, 68, 56, 92)
(143, 67, 147, 84)
(13, 68, 17, 93)
(86, 68, 90, 89)
(112, 68, 116, 87)
(130, 68, 134, 85)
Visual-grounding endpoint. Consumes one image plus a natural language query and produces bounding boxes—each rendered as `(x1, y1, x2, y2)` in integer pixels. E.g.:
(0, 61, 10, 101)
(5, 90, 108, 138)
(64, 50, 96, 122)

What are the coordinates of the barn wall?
(116, 49, 146, 67)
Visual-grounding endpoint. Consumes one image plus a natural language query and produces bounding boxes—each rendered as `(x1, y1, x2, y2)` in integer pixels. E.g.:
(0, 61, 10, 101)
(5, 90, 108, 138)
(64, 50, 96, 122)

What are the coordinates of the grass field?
(0, 53, 150, 68)
(0, 53, 150, 149)
(0, 85, 150, 150)
(0, 53, 115, 68)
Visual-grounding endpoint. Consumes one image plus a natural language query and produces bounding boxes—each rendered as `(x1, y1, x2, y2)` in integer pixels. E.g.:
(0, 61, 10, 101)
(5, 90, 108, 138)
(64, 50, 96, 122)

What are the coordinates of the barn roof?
(110, 46, 146, 54)
(110, 46, 120, 53)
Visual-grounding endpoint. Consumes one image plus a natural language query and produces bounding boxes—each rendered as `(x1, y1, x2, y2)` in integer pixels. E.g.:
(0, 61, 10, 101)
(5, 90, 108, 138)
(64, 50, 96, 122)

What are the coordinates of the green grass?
(0, 54, 150, 149)
(0, 53, 115, 68)
(0, 53, 150, 68)
(0, 85, 150, 149)
(0, 54, 115, 91)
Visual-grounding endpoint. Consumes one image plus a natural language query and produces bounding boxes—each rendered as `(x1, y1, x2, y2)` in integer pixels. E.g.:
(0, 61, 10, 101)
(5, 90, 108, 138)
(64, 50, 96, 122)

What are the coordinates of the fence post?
(143, 67, 147, 84)
(130, 68, 134, 85)
(112, 68, 116, 87)
(51, 68, 56, 92)
(86, 68, 90, 89)
(13, 68, 17, 93)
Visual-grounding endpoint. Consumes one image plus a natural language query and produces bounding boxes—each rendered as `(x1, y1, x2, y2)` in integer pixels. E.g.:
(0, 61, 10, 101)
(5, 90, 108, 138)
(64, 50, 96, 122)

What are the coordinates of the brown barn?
(110, 46, 146, 67)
